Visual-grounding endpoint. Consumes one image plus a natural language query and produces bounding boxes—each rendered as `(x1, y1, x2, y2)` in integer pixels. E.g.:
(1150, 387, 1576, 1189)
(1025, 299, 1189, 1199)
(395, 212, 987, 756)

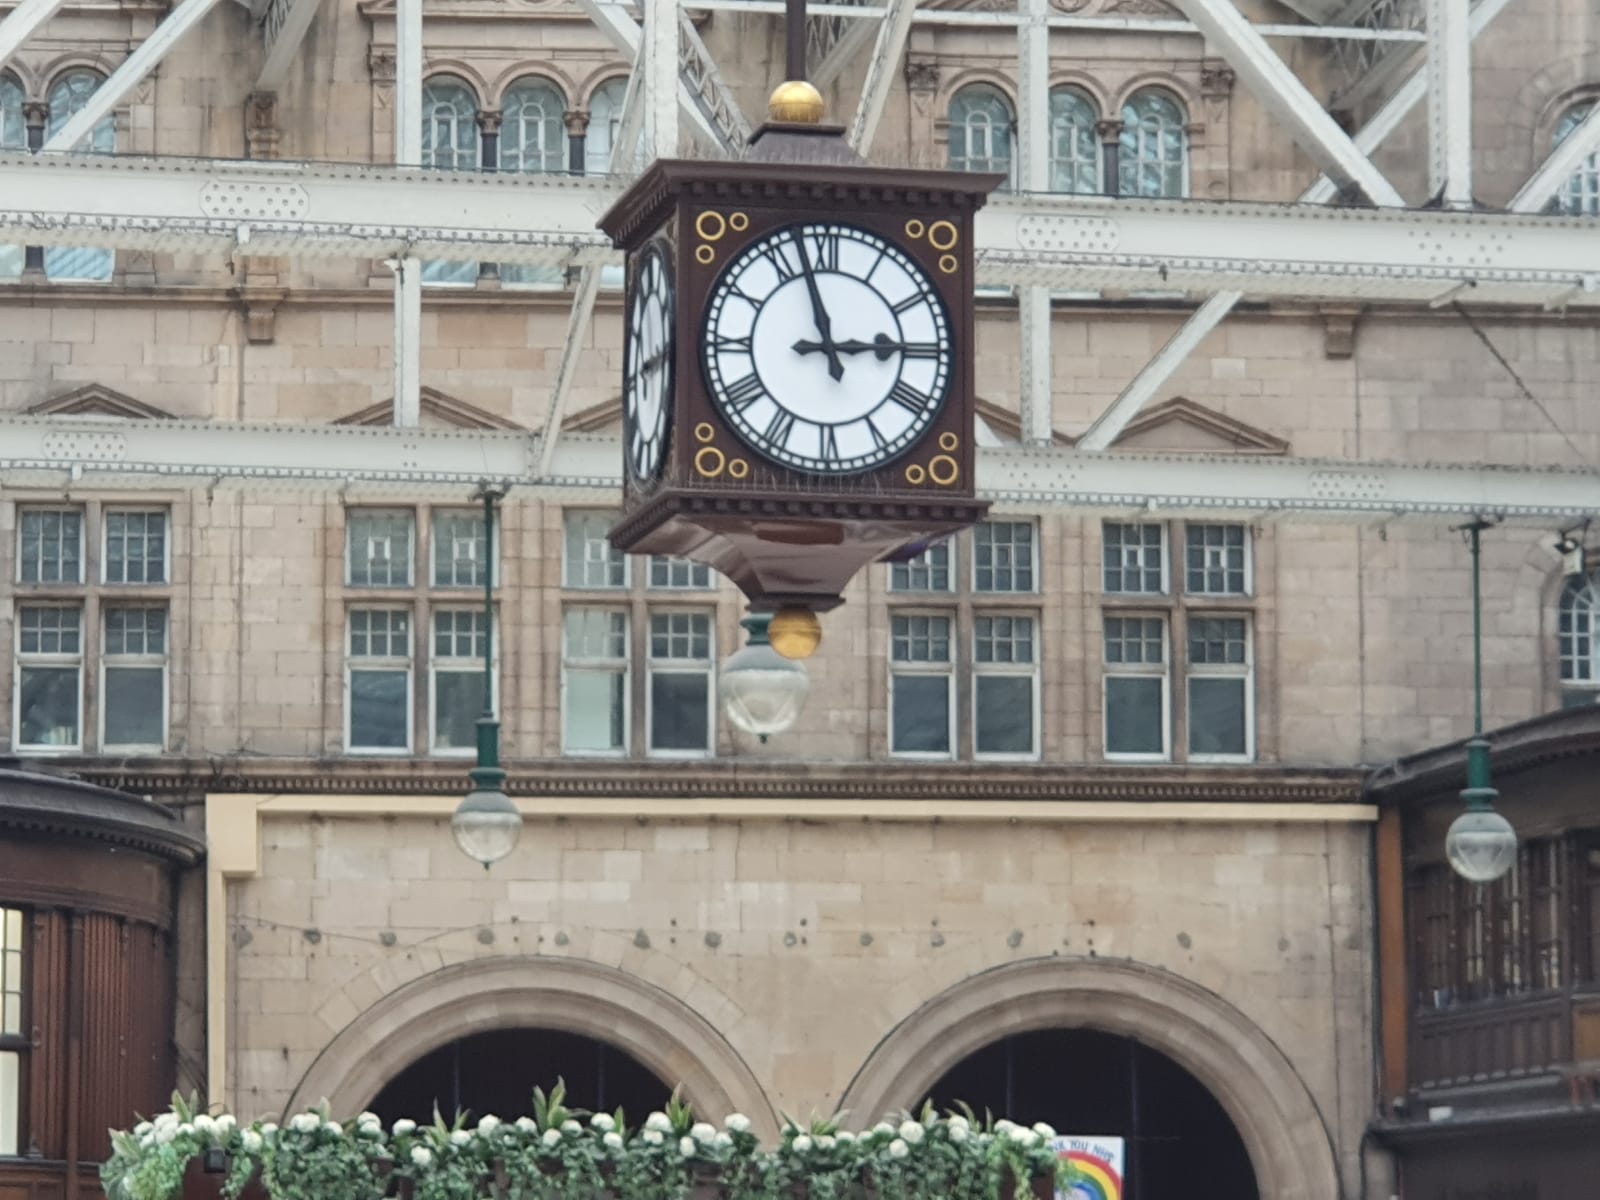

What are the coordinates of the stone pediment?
(561, 396, 624, 434)
(1111, 397, 1289, 455)
(333, 388, 524, 430)
(973, 397, 1074, 447)
(26, 384, 176, 420)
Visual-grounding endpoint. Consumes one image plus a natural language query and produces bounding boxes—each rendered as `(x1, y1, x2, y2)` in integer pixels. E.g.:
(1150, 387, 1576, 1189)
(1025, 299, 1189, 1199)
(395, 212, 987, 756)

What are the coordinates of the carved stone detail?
(1320, 304, 1362, 360)
(562, 108, 589, 137)
(238, 289, 287, 344)
(1200, 63, 1236, 98)
(246, 91, 281, 160)
(368, 49, 396, 83)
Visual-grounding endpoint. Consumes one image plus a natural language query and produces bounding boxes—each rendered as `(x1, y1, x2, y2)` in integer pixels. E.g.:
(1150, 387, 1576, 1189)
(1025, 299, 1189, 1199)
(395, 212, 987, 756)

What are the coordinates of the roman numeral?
(723, 373, 765, 410)
(892, 290, 934, 315)
(808, 229, 841, 271)
(760, 242, 797, 281)
(899, 343, 942, 360)
(820, 425, 840, 463)
(727, 283, 761, 308)
(866, 419, 888, 449)
(885, 380, 934, 417)
(764, 408, 796, 447)
(714, 334, 753, 354)
(865, 247, 888, 283)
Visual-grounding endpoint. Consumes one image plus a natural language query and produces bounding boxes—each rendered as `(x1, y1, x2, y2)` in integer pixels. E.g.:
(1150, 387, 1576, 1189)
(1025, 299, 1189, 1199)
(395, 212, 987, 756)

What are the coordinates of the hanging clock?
(622, 238, 675, 483)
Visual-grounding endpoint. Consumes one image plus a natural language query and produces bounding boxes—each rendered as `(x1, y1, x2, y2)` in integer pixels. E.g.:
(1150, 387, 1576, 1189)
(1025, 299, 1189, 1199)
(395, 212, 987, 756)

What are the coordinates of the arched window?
(1559, 573, 1600, 705)
(501, 78, 565, 175)
(1048, 86, 1099, 194)
(584, 77, 630, 175)
(948, 84, 1014, 184)
(1119, 88, 1187, 198)
(46, 71, 114, 281)
(420, 77, 480, 285)
(1553, 101, 1600, 216)
(1, 74, 22, 280)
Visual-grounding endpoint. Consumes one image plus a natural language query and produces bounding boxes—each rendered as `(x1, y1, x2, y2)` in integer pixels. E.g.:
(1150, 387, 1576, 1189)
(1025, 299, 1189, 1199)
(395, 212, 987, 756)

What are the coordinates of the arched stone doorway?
(839, 958, 1339, 1200)
(928, 1029, 1257, 1198)
(285, 957, 776, 1137)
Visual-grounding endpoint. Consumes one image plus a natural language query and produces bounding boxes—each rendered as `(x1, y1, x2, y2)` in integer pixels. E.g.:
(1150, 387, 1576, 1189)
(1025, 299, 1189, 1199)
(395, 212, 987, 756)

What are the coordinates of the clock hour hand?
(639, 347, 669, 376)
(792, 332, 938, 361)
(790, 229, 845, 382)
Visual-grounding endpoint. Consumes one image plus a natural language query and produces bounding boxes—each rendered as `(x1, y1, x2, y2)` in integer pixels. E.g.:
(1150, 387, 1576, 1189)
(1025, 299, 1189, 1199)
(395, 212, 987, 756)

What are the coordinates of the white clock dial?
(700, 222, 952, 475)
(623, 241, 675, 482)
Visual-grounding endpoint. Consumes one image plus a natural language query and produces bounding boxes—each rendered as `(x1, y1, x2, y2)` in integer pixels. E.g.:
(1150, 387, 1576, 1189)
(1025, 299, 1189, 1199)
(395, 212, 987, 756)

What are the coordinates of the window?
(585, 77, 630, 175)
(104, 510, 167, 584)
(1186, 615, 1251, 759)
(1185, 523, 1249, 595)
(890, 541, 953, 593)
(647, 612, 714, 754)
(1103, 522, 1165, 594)
(563, 511, 627, 589)
(18, 508, 83, 584)
(1049, 87, 1100, 194)
(347, 510, 414, 588)
(1103, 615, 1167, 758)
(15, 604, 83, 750)
(1119, 88, 1187, 198)
(421, 76, 482, 285)
(1, 906, 23, 1156)
(431, 609, 491, 754)
(347, 609, 411, 751)
(501, 78, 569, 288)
(431, 509, 487, 588)
(0, 74, 22, 281)
(562, 608, 628, 754)
(890, 613, 955, 756)
(648, 555, 711, 589)
(1554, 101, 1600, 216)
(1560, 573, 1600, 705)
(974, 614, 1038, 757)
(45, 72, 114, 280)
(948, 84, 1014, 184)
(102, 606, 166, 750)
(974, 521, 1035, 593)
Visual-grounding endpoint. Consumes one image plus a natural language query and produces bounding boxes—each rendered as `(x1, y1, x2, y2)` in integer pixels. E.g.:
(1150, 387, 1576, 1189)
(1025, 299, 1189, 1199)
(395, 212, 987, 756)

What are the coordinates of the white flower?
(241, 1130, 263, 1154)
(260, 1123, 278, 1137)
(947, 1115, 969, 1131)
(836, 1131, 856, 1144)
(154, 1113, 179, 1132)
(216, 1115, 237, 1136)
(134, 1122, 153, 1137)
(817, 1135, 835, 1151)
(449, 1130, 470, 1147)
(888, 1139, 909, 1160)
(324, 1122, 343, 1138)
(898, 1121, 924, 1145)
(724, 1113, 751, 1134)
(590, 1113, 615, 1132)
(477, 1115, 500, 1134)
(713, 1132, 732, 1151)
(603, 1132, 623, 1151)
(689, 1122, 715, 1143)
(644, 1112, 673, 1134)
(679, 1136, 696, 1158)
(290, 1113, 320, 1134)
(792, 1135, 813, 1154)
(178, 1123, 195, 1138)
(541, 1129, 562, 1148)
(561, 1120, 582, 1136)
(1031, 1122, 1056, 1141)
(873, 1122, 896, 1138)
(1006, 1126, 1036, 1145)
(994, 1120, 1015, 1133)
(195, 1115, 215, 1134)
(392, 1119, 417, 1137)
(357, 1113, 380, 1128)
(643, 1130, 665, 1146)
(515, 1117, 537, 1133)
(410, 1147, 433, 1168)
(154, 1126, 178, 1146)
(949, 1125, 968, 1144)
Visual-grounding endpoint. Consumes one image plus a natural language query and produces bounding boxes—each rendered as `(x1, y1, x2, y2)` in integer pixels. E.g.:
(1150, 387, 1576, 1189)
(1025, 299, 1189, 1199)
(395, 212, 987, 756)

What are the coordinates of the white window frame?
(102, 508, 169, 586)
(346, 509, 416, 589)
(972, 611, 1041, 761)
(1183, 523, 1252, 597)
(13, 602, 84, 753)
(1184, 613, 1255, 763)
(647, 555, 713, 590)
(1102, 522, 1169, 595)
(430, 508, 495, 590)
(0, 905, 22, 1157)
(890, 541, 955, 593)
(345, 607, 414, 754)
(428, 607, 497, 757)
(1101, 612, 1170, 762)
(888, 610, 957, 759)
(645, 608, 715, 758)
(99, 604, 168, 752)
(16, 506, 85, 585)
(560, 606, 631, 756)
(562, 510, 629, 590)
(973, 520, 1038, 594)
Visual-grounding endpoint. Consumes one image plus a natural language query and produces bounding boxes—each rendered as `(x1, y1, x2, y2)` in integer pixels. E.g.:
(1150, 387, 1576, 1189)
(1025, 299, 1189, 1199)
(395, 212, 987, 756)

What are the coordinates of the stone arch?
(838, 957, 1339, 1200)
(285, 956, 777, 1138)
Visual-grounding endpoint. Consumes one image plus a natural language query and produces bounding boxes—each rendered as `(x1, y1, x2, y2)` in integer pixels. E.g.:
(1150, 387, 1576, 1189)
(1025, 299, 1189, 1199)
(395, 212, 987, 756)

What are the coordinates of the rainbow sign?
(1050, 1136, 1124, 1200)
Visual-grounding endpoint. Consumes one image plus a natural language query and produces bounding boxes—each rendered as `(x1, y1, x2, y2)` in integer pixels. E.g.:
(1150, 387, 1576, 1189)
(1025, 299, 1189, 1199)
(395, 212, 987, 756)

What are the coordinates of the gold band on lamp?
(768, 606, 823, 660)
(768, 80, 825, 124)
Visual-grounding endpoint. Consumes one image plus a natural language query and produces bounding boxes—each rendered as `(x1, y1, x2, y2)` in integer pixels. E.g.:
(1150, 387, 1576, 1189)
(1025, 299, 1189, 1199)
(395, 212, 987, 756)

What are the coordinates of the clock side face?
(699, 222, 952, 476)
(623, 239, 676, 483)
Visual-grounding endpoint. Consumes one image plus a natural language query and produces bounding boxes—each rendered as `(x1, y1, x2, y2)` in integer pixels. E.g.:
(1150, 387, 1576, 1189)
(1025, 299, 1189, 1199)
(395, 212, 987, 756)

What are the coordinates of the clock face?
(700, 222, 952, 475)
(623, 240, 675, 482)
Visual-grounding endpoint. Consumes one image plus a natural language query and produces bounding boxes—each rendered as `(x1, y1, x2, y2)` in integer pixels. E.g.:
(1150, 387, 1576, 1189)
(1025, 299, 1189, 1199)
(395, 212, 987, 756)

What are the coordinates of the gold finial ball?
(768, 79, 825, 124)
(768, 605, 823, 660)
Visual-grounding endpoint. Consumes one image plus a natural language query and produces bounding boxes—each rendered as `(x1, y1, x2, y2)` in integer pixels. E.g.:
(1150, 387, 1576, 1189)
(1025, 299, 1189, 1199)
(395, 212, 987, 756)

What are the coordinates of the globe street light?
(1443, 521, 1517, 883)
(451, 483, 521, 869)
(721, 613, 810, 742)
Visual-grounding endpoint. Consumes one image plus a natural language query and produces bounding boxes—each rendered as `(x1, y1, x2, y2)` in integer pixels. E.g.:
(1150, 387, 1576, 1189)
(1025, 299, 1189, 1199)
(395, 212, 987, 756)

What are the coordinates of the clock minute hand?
(790, 230, 845, 382)
(792, 334, 937, 361)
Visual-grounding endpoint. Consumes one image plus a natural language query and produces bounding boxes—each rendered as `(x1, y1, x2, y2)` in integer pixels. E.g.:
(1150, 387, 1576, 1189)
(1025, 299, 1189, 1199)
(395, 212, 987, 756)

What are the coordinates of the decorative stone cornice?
(0, 765, 205, 864)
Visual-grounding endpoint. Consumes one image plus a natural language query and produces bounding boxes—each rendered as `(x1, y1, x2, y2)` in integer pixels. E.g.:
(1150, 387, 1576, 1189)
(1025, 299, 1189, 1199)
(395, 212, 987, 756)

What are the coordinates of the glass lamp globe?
(721, 619, 810, 741)
(1445, 803, 1517, 884)
(451, 780, 521, 869)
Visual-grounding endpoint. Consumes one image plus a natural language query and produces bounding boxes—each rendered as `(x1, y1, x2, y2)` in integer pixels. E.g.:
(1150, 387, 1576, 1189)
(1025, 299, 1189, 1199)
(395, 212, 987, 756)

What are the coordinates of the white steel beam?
(256, 0, 325, 91)
(1510, 102, 1600, 213)
(1170, 0, 1404, 206)
(391, 0, 421, 427)
(846, 0, 916, 155)
(812, 17, 876, 89)
(642, 0, 678, 158)
(0, 0, 70, 76)
(42, 0, 229, 153)
(5, 415, 1600, 523)
(537, 266, 605, 479)
(1425, 0, 1472, 208)
(1014, 0, 1052, 445)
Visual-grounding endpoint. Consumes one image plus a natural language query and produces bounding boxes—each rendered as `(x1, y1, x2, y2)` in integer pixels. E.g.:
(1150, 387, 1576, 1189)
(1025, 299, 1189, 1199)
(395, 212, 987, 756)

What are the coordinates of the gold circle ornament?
(694, 422, 715, 443)
(694, 446, 726, 478)
(768, 605, 823, 660)
(938, 431, 959, 451)
(904, 463, 927, 485)
(729, 212, 749, 232)
(695, 244, 716, 265)
(904, 218, 926, 240)
(768, 80, 825, 124)
(928, 454, 959, 485)
(728, 457, 750, 479)
(938, 254, 958, 275)
(695, 211, 728, 242)
(927, 220, 959, 250)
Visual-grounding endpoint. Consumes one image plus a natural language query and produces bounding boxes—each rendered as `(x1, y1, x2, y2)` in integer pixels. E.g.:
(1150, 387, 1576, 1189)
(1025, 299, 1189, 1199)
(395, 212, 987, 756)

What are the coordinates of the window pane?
(433, 610, 487, 660)
(649, 556, 712, 589)
(891, 614, 952, 662)
(422, 77, 480, 170)
(1188, 617, 1249, 665)
(892, 674, 950, 753)
(563, 512, 625, 588)
(564, 669, 626, 751)
(45, 71, 114, 280)
(975, 615, 1035, 664)
(19, 666, 79, 746)
(347, 512, 414, 587)
(350, 609, 410, 657)
(1119, 89, 1187, 199)
(1105, 676, 1164, 755)
(1561, 575, 1599, 684)
(105, 607, 166, 656)
(350, 670, 408, 748)
(976, 675, 1033, 755)
(1555, 102, 1600, 216)
(889, 542, 951, 592)
(1190, 677, 1246, 756)
(19, 606, 82, 655)
(650, 673, 709, 751)
(1103, 616, 1164, 665)
(0, 1049, 17, 1155)
(432, 511, 488, 588)
(1048, 87, 1100, 194)
(1102, 523, 1163, 593)
(1185, 524, 1247, 595)
(948, 84, 1014, 184)
(2, 907, 23, 1037)
(104, 666, 164, 747)
(586, 78, 631, 175)
(18, 510, 83, 584)
(974, 522, 1034, 592)
(105, 511, 167, 584)
(649, 612, 711, 660)
(563, 608, 627, 659)
(501, 79, 565, 174)
(434, 670, 486, 750)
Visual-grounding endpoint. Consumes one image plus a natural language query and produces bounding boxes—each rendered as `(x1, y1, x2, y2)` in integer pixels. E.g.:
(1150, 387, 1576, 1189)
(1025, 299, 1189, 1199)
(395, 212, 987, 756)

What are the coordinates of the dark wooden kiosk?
(0, 765, 203, 1200)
